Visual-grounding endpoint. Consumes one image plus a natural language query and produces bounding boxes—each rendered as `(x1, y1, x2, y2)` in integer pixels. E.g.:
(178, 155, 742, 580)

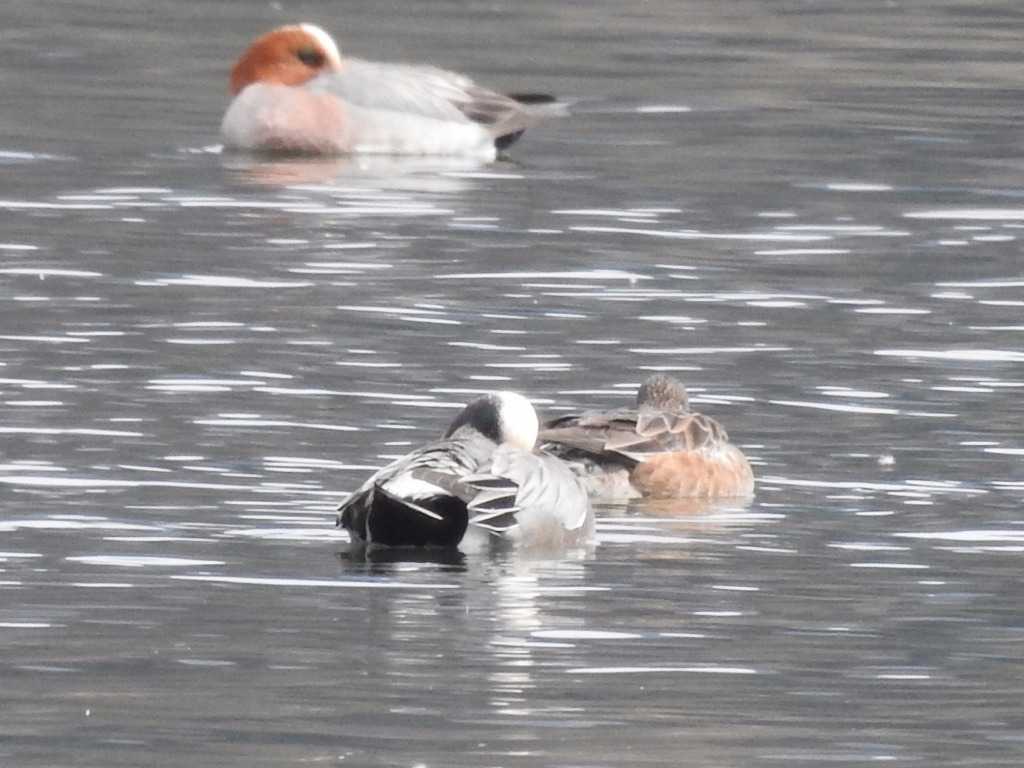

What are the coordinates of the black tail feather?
(495, 129, 525, 152)
(366, 485, 468, 547)
(507, 92, 557, 105)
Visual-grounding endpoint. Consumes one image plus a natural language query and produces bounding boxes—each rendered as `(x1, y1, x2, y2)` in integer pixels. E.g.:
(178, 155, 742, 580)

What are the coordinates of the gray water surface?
(2, 1, 1024, 766)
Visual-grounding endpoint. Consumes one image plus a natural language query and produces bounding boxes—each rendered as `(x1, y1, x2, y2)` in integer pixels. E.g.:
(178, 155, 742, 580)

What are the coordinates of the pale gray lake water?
(2, 1, 1024, 766)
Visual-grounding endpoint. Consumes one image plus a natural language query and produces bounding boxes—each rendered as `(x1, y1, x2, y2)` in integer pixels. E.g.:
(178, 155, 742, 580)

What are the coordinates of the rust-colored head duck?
(229, 24, 342, 96)
(221, 23, 558, 157)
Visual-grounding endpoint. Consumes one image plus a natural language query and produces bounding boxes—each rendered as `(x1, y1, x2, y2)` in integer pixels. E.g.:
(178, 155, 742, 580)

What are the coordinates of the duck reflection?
(330, 533, 595, 743)
(335, 541, 468, 574)
(221, 152, 491, 191)
(625, 494, 756, 520)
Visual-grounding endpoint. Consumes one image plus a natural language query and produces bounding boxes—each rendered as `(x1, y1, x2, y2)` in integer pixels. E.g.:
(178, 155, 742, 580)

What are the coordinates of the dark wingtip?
(494, 94, 561, 153)
(506, 92, 558, 105)
(494, 129, 526, 152)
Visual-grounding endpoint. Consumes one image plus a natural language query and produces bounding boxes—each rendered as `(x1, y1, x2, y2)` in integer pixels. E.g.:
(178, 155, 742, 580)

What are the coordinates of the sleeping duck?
(539, 374, 754, 501)
(337, 391, 592, 548)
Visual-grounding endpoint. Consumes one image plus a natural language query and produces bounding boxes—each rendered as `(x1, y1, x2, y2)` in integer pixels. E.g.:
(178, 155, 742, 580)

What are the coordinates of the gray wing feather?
(485, 446, 592, 533)
(314, 59, 537, 137)
(461, 470, 521, 534)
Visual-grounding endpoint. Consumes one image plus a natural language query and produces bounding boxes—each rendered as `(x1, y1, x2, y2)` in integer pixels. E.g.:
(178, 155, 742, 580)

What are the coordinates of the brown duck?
(539, 374, 754, 500)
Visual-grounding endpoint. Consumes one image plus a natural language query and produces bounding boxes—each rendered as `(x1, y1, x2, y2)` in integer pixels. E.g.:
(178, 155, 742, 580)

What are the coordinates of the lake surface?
(2, 1, 1024, 765)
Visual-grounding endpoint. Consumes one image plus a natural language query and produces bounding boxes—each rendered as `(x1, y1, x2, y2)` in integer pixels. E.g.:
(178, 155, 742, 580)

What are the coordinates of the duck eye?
(296, 47, 325, 68)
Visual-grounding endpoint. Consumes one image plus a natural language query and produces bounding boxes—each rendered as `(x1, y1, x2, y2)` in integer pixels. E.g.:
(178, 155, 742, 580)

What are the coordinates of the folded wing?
(541, 409, 730, 463)
(315, 59, 547, 144)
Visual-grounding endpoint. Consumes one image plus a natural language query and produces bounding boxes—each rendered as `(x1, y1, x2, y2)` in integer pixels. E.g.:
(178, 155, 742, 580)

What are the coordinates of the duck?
(222, 23, 559, 158)
(337, 391, 593, 548)
(539, 374, 755, 500)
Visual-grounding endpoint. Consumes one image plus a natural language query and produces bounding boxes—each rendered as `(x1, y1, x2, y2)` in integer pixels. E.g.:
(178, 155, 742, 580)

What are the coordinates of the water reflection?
(221, 152, 492, 191)
(337, 543, 469, 573)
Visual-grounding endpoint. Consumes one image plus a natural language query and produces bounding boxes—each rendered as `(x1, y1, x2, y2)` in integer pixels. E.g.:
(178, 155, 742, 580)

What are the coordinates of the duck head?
(635, 374, 689, 436)
(443, 391, 538, 451)
(229, 23, 343, 96)
(636, 374, 689, 413)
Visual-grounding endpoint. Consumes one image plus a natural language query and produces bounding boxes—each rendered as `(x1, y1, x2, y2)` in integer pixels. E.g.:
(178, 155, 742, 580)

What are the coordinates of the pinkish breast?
(221, 84, 352, 154)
